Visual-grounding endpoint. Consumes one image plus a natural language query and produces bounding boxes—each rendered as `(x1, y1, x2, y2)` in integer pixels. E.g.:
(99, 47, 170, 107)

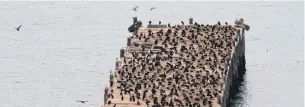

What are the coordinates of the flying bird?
(132, 6, 139, 12)
(76, 100, 88, 104)
(150, 7, 156, 11)
(15, 25, 22, 31)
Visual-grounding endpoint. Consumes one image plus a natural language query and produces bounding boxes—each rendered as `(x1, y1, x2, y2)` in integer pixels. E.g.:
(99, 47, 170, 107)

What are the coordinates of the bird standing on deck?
(159, 21, 161, 25)
(150, 7, 156, 11)
(132, 6, 139, 12)
(181, 21, 184, 25)
(121, 95, 124, 101)
(76, 100, 88, 104)
(15, 25, 22, 31)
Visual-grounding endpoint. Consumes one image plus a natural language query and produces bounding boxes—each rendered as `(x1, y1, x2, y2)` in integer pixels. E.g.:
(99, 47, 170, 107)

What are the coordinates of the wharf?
(102, 18, 248, 107)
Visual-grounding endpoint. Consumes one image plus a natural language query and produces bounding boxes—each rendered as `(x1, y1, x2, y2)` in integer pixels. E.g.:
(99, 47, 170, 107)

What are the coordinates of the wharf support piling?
(221, 29, 246, 107)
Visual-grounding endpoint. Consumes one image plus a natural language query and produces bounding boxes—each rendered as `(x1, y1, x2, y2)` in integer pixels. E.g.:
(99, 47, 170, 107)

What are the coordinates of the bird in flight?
(150, 7, 156, 11)
(132, 6, 139, 12)
(15, 25, 22, 31)
(76, 100, 88, 104)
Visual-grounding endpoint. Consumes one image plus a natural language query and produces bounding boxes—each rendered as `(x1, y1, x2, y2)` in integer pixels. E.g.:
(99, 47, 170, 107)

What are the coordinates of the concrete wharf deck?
(102, 18, 246, 107)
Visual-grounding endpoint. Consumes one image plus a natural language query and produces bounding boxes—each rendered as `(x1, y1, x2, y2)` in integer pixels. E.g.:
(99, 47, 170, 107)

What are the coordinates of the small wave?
(248, 37, 262, 42)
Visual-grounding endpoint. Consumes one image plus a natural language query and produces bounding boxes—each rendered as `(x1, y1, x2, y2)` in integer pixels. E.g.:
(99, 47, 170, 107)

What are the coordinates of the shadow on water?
(229, 71, 248, 107)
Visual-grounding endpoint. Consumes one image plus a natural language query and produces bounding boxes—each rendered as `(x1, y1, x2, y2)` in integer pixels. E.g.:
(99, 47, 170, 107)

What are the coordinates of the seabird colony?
(105, 21, 241, 107)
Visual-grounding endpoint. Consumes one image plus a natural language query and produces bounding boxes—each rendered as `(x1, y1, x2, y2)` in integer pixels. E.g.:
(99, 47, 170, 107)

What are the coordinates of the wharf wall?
(221, 27, 246, 107)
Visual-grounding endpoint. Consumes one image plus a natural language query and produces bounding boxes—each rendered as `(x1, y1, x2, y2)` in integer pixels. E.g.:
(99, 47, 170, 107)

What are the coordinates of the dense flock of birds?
(105, 19, 242, 107)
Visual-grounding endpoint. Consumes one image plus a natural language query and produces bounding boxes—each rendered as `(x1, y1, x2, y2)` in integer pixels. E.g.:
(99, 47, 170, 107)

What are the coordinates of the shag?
(132, 6, 139, 12)
(150, 7, 156, 11)
(15, 25, 22, 31)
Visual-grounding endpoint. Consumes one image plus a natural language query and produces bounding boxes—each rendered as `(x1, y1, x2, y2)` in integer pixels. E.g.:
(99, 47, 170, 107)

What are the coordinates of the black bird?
(181, 21, 184, 25)
(150, 7, 156, 11)
(168, 23, 171, 28)
(159, 21, 161, 25)
(121, 95, 124, 101)
(225, 22, 228, 25)
(218, 21, 221, 25)
(149, 21, 152, 25)
(76, 100, 88, 104)
(15, 25, 22, 31)
(132, 6, 139, 12)
(107, 101, 111, 105)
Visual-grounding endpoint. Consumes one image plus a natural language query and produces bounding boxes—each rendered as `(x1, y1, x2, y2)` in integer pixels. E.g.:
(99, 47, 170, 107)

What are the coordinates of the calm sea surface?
(0, 1, 303, 107)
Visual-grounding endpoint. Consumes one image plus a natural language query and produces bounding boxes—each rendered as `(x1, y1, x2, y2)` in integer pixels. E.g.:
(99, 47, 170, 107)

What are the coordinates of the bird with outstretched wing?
(15, 25, 22, 31)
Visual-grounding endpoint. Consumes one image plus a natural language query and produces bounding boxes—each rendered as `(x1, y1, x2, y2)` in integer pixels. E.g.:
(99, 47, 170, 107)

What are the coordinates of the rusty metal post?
(127, 37, 131, 46)
(104, 86, 109, 104)
(133, 17, 138, 24)
(189, 18, 193, 24)
(120, 48, 125, 58)
(115, 58, 120, 70)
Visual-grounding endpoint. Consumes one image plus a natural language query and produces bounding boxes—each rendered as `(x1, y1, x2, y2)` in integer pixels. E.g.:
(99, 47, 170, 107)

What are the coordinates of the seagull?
(150, 7, 156, 11)
(181, 21, 184, 25)
(132, 6, 139, 12)
(15, 25, 22, 31)
(76, 100, 88, 104)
